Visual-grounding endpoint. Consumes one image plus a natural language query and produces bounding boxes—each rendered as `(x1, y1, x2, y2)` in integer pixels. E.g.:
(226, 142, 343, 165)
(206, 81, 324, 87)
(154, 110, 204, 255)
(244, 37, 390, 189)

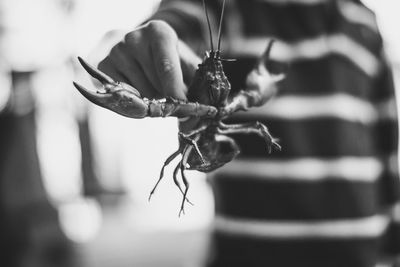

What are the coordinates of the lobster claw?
(74, 57, 218, 119)
(244, 40, 285, 103)
(221, 40, 286, 117)
(73, 57, 149, 118)
(254, 39, 285, 84)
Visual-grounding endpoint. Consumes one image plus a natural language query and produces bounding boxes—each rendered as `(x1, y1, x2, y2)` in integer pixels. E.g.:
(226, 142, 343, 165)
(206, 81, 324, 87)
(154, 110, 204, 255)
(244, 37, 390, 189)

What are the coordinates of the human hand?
(98, 20, 201, 101)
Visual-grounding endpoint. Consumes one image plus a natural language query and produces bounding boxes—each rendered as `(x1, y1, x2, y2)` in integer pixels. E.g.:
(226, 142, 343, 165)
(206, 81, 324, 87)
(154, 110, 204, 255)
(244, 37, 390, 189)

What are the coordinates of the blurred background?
(0, 0, 399, 266)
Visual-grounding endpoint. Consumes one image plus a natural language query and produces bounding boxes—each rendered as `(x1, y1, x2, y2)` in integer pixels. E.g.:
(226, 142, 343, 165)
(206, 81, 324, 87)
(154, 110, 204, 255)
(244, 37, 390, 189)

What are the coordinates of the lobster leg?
(148, 149, 181, 201)
(221, 40, 285, 117)
(172, 161, 194, 206)
(178, 132, 206, 164)
(148, 150, 194, 205)
(172, 161, 182, 193)
(73, 58, 217, 119)
(218, 122, 281, 152)
(180, 125, 208, 138)
(179, 146, 191, 216)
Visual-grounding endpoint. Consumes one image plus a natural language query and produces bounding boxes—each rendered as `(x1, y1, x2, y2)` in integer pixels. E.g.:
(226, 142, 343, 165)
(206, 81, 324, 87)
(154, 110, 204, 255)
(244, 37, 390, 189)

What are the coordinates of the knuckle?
(97, 58, 109, 72)
(157, 58, 176, 75)
(145, 20, 177, 41)
(146, 20, 167, 33)
(109, 42, 123, 58)
(124, 30, 143, 45)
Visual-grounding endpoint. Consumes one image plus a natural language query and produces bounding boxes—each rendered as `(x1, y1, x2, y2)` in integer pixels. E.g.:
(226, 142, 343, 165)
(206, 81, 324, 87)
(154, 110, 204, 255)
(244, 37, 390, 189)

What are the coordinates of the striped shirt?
(152, 0, 399, 266)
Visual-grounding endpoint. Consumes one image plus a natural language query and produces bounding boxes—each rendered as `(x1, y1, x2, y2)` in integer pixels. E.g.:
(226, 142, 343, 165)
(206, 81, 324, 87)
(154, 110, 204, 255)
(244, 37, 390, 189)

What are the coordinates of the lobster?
(73, 0, 284, 215)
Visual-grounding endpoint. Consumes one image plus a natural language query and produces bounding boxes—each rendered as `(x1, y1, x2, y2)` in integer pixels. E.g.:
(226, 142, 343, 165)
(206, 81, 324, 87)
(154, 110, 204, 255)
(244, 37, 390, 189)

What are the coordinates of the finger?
(151, 37, 186, 100)
(97, 58, 127, 85)
(124, 30, 164, 97)
(109, 43, 160, 99)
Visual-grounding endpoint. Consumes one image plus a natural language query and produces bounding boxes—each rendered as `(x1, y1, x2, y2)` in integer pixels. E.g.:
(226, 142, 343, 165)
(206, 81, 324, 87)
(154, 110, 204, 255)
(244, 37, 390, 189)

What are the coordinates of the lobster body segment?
(186, 132, 240, 172)
(188, 54, 231, 108)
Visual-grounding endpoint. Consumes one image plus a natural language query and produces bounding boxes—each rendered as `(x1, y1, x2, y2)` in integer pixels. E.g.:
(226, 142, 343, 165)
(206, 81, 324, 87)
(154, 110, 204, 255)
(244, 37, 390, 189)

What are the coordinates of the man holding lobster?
(78, 0, 400, 266)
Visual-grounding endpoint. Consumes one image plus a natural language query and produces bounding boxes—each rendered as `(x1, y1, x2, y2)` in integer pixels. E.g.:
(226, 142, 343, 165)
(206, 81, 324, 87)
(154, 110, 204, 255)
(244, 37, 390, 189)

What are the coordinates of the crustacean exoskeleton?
(73, 0, 284, 216)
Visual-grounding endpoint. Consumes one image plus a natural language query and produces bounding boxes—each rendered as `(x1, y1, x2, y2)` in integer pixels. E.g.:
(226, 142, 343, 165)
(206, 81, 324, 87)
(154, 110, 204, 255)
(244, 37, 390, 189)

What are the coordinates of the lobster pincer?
(73, 57, 218, 119)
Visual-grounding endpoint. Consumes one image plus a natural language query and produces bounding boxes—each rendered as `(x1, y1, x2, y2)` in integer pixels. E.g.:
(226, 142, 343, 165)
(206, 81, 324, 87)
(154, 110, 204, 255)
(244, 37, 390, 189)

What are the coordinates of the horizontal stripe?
(377, 98, 398, 121)
(210, 232, 384, 267)
(338, 17, 382, 57)
(233, 1, 337, 43)
(228, 34, 381, 76)
(212, 171, 396, 220)
(216, 157, 383, 182)
(254, 0, 329, 4)
(338, 1, 379, 33)
(375, 263, 393, 267)
(234, 93, 379, 124)
(230, 1, 381, 54)
(278, 56, 373, 98)
(227, 118, 377, 158)
(232, 94, 397, 124)
(214, 214, 390, 239)
(373, 120, 399, 155)
(224, 56, 379, 100)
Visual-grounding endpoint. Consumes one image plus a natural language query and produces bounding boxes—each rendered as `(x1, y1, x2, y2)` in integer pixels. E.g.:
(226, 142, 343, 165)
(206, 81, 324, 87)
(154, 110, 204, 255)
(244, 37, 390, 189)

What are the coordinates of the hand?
(98, 20, 201, 101)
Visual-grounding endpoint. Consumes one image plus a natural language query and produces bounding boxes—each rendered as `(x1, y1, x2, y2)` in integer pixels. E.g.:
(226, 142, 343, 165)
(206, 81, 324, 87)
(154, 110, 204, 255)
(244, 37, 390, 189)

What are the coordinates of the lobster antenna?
(217, 0, 226, 52)
(202, 0, 214, 51)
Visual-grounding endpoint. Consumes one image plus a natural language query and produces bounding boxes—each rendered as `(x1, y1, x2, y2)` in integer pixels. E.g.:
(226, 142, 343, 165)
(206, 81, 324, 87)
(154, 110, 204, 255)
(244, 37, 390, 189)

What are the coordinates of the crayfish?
(73, 0, 284, 215)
